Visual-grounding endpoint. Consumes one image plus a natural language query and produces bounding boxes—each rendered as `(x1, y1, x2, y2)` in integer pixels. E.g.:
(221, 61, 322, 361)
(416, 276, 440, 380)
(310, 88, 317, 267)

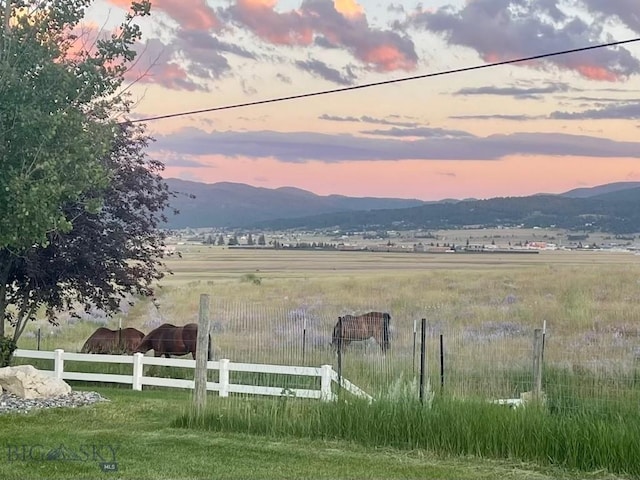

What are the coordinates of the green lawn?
(0, 386, 631, 480)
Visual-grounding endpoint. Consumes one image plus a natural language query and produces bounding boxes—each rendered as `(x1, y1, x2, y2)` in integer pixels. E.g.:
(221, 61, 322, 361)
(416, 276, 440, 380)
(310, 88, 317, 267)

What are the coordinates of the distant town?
(164, 226, 640, 256)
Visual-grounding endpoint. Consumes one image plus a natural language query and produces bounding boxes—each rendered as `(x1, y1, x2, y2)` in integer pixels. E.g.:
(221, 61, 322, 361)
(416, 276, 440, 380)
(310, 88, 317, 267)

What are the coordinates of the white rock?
(0, 365, 71, 399)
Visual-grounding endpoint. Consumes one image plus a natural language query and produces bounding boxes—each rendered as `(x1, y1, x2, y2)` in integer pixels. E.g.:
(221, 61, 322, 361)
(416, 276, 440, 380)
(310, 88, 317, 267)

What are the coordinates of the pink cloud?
(226, 0, 417, 72)
(361, 44, 416, 72)
(573, 64, 620, 82)
(106, 0, 220, 30)
(125, 60, 203, 91)
(410, 1, 640, 81)
(229, 0, 312, 45)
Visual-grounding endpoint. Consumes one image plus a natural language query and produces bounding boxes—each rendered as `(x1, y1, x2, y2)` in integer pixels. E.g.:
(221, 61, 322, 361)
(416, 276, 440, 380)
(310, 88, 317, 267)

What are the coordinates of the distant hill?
(163, 179, 428, 228)
(560, 182, 640, 198)
(162, 179, 640, 234)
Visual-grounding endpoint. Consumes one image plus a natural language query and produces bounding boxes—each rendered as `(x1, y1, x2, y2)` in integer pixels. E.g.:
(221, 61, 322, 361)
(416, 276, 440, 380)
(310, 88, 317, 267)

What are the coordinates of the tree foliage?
(0, 0, 151, 251)
(0, 1, 174, 340)
(1, 121, 173, 339)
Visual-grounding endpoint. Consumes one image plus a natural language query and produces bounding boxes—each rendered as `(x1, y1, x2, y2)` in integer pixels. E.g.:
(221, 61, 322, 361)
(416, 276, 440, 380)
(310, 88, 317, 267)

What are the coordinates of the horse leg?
(373, 332, 385, 354)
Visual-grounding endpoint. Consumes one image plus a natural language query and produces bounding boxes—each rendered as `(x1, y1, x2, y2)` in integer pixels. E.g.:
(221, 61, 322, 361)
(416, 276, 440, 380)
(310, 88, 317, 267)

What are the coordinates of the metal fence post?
(532, 328, 544, 400)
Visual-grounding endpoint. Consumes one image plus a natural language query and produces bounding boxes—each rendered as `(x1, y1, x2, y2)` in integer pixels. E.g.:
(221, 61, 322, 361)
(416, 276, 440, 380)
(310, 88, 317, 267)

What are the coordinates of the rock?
(0, 365, 71, 399)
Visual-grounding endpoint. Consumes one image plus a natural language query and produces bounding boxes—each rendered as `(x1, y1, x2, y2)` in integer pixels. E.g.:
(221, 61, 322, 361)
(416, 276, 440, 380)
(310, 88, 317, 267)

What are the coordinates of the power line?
(126, 37, 640, 124)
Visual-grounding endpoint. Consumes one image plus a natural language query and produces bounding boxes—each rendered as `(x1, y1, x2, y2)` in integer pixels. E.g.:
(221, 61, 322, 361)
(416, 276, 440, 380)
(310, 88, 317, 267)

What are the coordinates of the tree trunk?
(3, 0, 10, 33)
(13, 303, 37, 342)
(0, 254, 12, 337)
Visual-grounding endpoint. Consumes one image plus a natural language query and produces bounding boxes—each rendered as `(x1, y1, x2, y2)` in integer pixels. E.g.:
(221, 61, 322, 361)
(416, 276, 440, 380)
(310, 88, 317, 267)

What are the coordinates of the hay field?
(161, 244, 638, 282)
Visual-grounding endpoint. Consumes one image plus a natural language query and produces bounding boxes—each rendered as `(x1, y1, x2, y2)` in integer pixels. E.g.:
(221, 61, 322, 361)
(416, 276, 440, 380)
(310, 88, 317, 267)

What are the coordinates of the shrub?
(0, 336, 18, 367)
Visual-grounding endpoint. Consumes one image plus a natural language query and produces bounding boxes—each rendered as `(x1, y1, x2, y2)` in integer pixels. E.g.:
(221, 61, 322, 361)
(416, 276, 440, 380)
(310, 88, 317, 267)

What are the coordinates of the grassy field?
(7, 245, 640, 479)
(18, 246, 640, 398)
(0, 386, 634, 480)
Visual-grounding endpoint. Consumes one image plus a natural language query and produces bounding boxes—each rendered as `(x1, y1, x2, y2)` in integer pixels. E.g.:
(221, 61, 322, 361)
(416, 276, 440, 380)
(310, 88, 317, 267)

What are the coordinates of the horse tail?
(331, 318, 341, 351)
(382, 313, 390, 353)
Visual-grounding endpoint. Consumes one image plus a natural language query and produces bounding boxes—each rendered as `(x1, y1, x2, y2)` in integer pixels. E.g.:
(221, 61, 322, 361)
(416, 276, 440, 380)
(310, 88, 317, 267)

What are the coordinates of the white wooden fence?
(13, 349, 372, 402)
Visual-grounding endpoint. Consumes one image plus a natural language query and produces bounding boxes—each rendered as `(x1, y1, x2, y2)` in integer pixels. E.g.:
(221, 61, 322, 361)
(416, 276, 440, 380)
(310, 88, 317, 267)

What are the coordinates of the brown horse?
(331, 312, 390, 354)
(81, 327, 145, 355)
(134, 323, 212, 360)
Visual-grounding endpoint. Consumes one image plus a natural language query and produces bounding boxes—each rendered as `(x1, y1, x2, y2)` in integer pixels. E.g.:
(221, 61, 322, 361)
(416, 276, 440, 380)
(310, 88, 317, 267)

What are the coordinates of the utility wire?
(126, 37, 640, 124)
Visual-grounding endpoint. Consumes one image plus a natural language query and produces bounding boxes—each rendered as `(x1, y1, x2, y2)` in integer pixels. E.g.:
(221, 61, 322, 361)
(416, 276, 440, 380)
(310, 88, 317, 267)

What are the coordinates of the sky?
(87, 0, 640, 201)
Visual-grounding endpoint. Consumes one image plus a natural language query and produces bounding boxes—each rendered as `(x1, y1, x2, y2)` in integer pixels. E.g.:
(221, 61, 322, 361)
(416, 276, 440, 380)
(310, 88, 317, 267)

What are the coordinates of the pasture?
(7, 244, 640, 479)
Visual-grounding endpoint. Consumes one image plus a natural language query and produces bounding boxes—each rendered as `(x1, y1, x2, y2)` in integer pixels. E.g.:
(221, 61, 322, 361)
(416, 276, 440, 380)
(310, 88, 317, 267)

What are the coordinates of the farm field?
(8, 244, 640, 479)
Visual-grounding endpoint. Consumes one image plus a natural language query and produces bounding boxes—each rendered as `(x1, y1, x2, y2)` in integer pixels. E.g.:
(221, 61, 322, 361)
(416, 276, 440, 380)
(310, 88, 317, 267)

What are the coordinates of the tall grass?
(174, 388, 640, 476)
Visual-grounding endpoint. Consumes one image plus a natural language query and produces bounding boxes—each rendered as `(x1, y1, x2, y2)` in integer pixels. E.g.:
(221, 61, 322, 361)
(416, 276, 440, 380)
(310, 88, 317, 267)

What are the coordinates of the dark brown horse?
(81, 327, 145, 355)
(134, 323, 212, 360)
(331, 312, 391, 354)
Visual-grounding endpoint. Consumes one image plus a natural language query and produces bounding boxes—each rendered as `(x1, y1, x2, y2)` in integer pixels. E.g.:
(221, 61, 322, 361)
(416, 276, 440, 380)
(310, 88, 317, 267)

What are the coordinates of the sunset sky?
(90, 0, 640, 201)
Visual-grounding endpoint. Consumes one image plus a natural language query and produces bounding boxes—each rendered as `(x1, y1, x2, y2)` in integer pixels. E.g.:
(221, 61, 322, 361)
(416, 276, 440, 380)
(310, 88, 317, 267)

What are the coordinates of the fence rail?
(13, 349, 372, 402)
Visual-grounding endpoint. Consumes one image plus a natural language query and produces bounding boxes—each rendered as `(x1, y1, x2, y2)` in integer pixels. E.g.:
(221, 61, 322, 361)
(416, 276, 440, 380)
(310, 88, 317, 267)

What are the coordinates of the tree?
(246, 234, 254, 246)
(0, 121, 174, 341)
(0, 0, 150, 251)
(216, 234, 225, 246)
(0, 0, 168, 341)
(257, 234, 266, 246)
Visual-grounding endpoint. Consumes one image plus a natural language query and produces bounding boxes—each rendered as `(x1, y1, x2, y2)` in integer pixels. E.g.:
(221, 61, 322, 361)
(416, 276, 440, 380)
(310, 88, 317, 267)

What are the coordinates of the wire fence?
(15, 296, 640, 412)
(195, 298, 640, 410)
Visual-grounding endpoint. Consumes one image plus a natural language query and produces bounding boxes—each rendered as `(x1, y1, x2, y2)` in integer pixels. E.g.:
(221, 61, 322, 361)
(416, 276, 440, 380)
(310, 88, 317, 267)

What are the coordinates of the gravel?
(0, 391, 109, 415)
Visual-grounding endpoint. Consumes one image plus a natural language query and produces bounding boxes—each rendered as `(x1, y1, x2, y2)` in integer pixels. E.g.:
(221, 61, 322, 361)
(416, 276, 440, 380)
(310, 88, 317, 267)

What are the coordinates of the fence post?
(53, 349, 64, 379)
(132, 353, 144, 391)
(194, 293, 211, 412)
(302, 316, 307, 365)
(419, 318, 427, 403)
(532, 328, 544, 401)
(336, 316, 342, 394)
(439, 333, 444, 393)
(541, 320, 547, 363)
(219, 359, 229, 397)
(412, 319, 417, 375)
(320, 364, 332, 401)
(37, 328, 41, 351)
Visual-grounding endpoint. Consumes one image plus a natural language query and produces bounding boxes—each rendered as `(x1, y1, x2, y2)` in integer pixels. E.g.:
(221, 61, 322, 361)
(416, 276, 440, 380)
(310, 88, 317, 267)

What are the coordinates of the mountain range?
(163, 179, 640, 234)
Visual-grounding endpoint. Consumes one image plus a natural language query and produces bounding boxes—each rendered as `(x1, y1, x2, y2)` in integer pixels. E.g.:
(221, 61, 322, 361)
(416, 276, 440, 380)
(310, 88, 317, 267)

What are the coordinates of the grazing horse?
(134, 323, 212, 360)
(81, 327, 145, 355)
(331, 312, 391, 354)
